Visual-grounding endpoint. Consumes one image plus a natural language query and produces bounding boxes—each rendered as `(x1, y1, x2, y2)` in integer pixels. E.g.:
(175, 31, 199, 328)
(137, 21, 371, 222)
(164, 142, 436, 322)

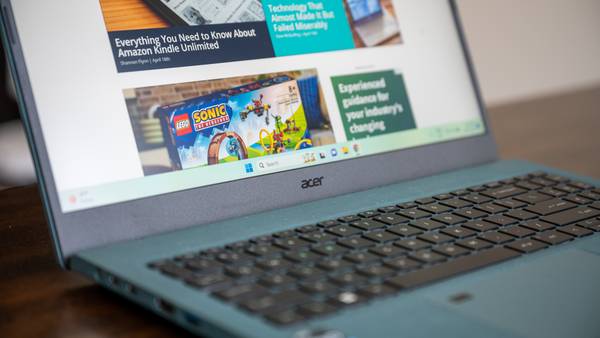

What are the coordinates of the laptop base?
(71, 160, 600, 338)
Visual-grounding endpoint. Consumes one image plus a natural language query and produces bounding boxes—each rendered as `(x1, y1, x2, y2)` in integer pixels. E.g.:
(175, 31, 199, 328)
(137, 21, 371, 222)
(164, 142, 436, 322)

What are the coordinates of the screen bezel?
(0, 0, 497, 265)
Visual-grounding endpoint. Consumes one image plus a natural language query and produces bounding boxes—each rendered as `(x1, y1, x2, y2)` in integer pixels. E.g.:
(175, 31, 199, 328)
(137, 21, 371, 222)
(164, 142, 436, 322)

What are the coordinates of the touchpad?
(428, 249, 600, 338)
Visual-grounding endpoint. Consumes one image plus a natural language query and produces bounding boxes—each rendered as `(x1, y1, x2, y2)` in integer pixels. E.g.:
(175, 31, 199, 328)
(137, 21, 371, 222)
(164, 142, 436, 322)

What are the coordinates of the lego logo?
(176, 120, 190, 130)
(173, 114, 192, 136)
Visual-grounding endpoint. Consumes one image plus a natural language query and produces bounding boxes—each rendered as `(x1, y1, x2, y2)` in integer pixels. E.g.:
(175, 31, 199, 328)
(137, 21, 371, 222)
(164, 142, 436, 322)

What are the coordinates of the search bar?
(256, 154, 308, 172)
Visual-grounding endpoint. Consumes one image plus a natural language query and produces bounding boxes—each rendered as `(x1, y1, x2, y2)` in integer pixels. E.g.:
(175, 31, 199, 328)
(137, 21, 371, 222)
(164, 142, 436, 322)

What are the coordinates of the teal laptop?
(2, 1, 599, 337)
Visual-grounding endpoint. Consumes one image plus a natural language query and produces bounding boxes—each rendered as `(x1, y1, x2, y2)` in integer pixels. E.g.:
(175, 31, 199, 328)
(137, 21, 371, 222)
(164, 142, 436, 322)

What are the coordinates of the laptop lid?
(0, 0, 496, 264)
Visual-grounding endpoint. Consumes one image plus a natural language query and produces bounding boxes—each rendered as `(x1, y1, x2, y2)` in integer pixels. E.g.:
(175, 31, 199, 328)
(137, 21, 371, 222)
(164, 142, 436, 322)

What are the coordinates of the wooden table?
(1, 87, 599, 337)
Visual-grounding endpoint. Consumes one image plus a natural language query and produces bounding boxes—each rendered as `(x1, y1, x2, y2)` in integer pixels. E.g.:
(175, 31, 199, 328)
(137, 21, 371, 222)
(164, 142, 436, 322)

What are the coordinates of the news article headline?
(108, 23, 274, 72)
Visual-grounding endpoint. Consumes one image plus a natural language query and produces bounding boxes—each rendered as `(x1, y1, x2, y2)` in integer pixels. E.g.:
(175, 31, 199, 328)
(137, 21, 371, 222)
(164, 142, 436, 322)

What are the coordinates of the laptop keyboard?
(149, 172, 600, 326)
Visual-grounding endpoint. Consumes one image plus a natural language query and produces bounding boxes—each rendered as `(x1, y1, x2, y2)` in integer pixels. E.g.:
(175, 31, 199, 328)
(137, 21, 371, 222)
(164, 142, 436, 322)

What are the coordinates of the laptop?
(347, 0, 400, 47)
(2, 1, 599, 337)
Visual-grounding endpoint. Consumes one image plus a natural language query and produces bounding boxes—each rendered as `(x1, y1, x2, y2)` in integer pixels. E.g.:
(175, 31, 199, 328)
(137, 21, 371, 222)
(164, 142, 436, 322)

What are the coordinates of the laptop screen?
(10, 0, 485, 213)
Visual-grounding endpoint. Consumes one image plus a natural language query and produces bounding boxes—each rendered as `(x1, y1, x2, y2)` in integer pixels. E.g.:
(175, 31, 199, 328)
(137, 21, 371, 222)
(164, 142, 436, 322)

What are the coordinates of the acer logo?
(301, 176, 324, 189)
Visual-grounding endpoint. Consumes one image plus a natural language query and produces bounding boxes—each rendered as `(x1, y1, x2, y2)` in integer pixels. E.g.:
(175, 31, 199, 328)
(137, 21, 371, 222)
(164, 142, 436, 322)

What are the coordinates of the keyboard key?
(506, 239, 548, 253)
(456, 238, 493, 251)
(372, 214, 409, 226)
(409, 250, 446, 264)
(256, 258, 292, 270)
(416, 197, 437, 205)
(185, 273, 229, 289)
(378, 205, 400, 213)
(225, 265, 262, 278)
(592, 202, 600, 210)
(539, 187, 567, 198)
(260, 274, 295, 288)
(529, 177, 556, 187)
(467, 185, 486, 192)
(485, 214, 518, 226)
(564, 195, 593, 205)
(579, 190, 600, 201)
(411, 219, 446, 231)
(388, 224, 423, 237)
(344, 251, 380, 264)
(569, 181, 593, 190)
(520, 219, 555, 232)
(533, 231, 572, 245)
(183, 258, 223, 272)
(387, 247, 519, 289)
(578, 218, 600, 231)
(384, 256, 421, 270)
(356, 265, 395, 278)
(451, 189, 470, 196)
(554, 183, 580, 194)
(213, 284, 268, 302)
(504, 209, 538, 221)
(515, 181, 542, 190)
(433, 193, 453, 201)
(479, 231, 514, 244)
(301, 231, 338, 243)
(296, 225, 319, 234)
(441, 226, 477, 239)
(338, 237, 376, 250)
(495, 199, 527, 209)
(419, 204, 452, 214)
(500, 226, 536, 238)
(274, 237, 312, 250)
(514, 192, 553, 204)
(441, 198, 472, 209)
(326, 224, 362, 237)
(318, 220, 340, 228)
(358, 210, 381, 218)
(300, 280, 337, 295)
(418, 232, 454, 245)
(481, 185, 526, 199)
(397, 201, 418, 209)
(398, 208, 432, 219)
(273, 230, 296, 238)
(433, 213, 468, 225)
(363, 230, 401, 243)
(215, 251, 253, 265)
(476, 203, 508, 214)
(352, 218, 389, 230)
(317, 258, 353, 272)
(339, 215, 361, 223)
(557, 225, 593, 237)
(330, 272, 368, 287)
(312, 243, 350, 256)
(463, 220, 498, 232)
(369, 244, 406, 257)
(541, 207, 600, 226)
(545, 174, 569, 183)
(461, 194, 493, 204)
(288, 266, 322, 280)
(245, 244, 283, 257)
(395, 238, 431, 251)
(525, 199, 577, 216)
(433, 244, 470, 258)
(284, 250, 321, 263)
(454, 208, 488, 219)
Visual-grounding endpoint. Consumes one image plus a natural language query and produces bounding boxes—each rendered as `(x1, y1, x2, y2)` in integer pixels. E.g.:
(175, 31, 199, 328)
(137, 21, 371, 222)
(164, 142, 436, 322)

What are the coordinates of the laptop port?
(183, 312, 202, 327)
(156, 298, 176, 315)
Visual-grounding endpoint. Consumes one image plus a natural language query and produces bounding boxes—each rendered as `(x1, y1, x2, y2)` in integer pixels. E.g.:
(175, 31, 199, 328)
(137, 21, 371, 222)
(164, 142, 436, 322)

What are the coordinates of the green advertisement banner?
(331, 70, 416, 140)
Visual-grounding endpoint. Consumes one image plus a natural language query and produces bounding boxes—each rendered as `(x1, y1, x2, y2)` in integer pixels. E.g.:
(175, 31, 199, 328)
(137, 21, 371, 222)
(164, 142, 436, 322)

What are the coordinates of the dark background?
(0, 43, 19, 123)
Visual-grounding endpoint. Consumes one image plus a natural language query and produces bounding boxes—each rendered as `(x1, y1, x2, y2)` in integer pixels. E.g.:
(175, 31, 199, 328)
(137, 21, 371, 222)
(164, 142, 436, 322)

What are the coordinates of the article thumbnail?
(98, 0, 403, 72)
(331, 69, 415, 140)
(124, 70, 335, 175)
